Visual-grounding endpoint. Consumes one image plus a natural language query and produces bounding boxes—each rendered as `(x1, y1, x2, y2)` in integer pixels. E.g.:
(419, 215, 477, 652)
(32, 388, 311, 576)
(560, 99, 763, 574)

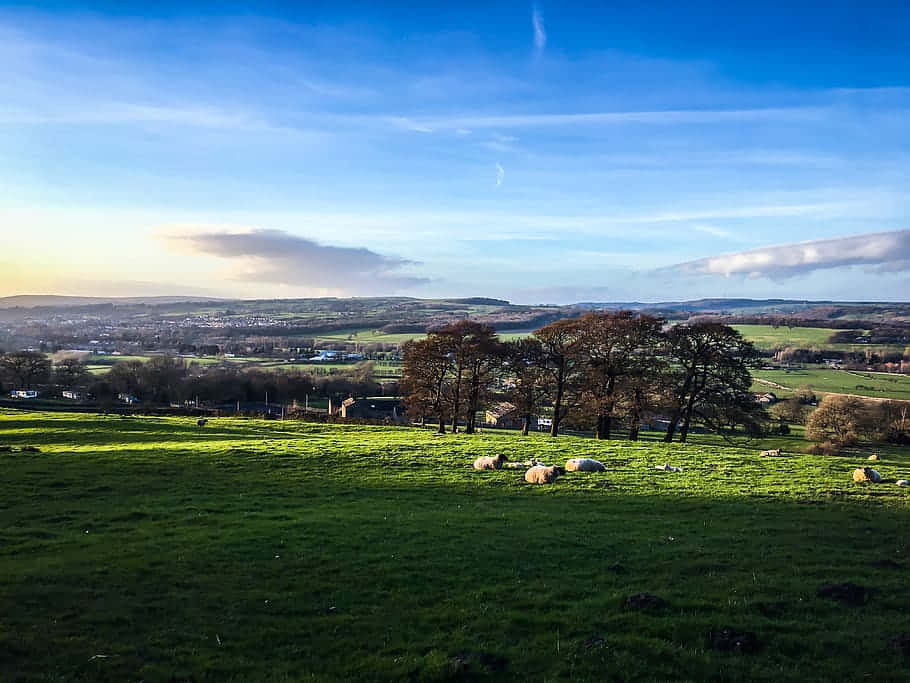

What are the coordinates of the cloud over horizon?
(675, 229, 910, 279)
(166, 229, 429, 293)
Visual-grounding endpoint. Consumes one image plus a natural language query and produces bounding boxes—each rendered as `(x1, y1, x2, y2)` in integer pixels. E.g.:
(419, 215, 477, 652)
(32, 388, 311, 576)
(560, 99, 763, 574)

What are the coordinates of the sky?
(1, 1, 909, 304)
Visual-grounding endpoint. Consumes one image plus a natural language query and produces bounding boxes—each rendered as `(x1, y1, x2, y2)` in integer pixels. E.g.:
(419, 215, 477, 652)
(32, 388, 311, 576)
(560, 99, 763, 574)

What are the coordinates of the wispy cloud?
(496, 163, 505, 186)
(532, 6, 547, 53)
(164, 228, 428, 292)
(674, 229, 910, 279)
(382, 106, 827, 132)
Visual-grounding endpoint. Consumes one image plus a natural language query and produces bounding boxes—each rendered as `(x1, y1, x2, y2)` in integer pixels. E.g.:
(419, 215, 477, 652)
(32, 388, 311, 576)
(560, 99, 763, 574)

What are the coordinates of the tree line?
(0, 351, 382, 408)
(401, 312, 764, 442)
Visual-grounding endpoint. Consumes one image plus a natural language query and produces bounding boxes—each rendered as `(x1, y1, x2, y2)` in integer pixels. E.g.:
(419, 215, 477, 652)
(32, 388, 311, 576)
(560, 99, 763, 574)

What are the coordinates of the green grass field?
(732, 324, 906, 355)
(2, 411, 910, 681)
(752, 368, 910, 401)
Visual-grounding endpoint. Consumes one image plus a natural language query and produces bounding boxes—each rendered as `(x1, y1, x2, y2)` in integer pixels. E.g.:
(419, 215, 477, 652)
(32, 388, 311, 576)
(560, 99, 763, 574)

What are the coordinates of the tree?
(806, 395, 864, 446)
(534, 318, 585, 437)
(459, 325, 503, 434)
(400, 336, 450, 433)
(501, 338, 548, 436)
(54, 357, 91, 390)
(617, 314, 666, 440)
(433, 321, 497, 433)
(0, 351, 52, 389)
(662, 323, 759, 442)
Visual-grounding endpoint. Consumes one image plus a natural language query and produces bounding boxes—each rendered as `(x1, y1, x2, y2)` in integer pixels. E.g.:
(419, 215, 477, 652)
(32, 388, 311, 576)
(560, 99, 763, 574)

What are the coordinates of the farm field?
(2, 412, 910, 681)
(732, 324, 904, 354)
(752, 367, 910, 401)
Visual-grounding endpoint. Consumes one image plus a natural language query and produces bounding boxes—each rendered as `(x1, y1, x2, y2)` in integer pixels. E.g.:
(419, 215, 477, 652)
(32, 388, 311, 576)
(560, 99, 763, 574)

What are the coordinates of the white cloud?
(675, 229, 910, 279)
(532, 6, 547, 52)
(496, 162, 505, 186)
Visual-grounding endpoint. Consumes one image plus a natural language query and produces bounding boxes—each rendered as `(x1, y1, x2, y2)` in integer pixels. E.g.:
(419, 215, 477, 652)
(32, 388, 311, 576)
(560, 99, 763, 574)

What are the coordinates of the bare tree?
(0, 351, 52, 389)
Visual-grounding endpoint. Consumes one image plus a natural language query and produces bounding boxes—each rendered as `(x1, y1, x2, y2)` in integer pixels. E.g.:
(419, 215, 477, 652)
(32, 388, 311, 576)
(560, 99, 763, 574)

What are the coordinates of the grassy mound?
(1, 411, 909, 681)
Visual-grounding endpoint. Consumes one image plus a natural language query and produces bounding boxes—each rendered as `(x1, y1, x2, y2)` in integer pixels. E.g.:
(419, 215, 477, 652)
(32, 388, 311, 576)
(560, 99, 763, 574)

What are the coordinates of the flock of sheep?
(473, 454, 647, 485)
(474, 448, 910, 488)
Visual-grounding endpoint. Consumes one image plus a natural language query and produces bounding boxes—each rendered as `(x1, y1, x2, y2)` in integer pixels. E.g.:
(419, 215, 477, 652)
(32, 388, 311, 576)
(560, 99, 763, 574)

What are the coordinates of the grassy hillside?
(752, 367, 910, 401)
(2, 412, 909, 681)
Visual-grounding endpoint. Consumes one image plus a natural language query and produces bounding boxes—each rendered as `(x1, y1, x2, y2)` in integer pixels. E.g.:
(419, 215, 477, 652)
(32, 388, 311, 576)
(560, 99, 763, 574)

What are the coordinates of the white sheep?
(503, 459, 545, 469)
(565, 458, 606, 472)
(525, 465, 565, 484)
(852, 467, 882, 483)
(761, 448, 781, 457)
(897, 480, 909, 487)
(654, 464, 683, 473)
(473, 454, 508, 471)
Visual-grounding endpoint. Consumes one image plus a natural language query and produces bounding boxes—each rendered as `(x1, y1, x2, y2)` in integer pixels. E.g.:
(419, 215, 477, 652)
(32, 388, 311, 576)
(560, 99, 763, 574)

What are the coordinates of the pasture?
(732, 324, 904, 355)
(752, 367, 910, 401)
(2, 411, 910, 681)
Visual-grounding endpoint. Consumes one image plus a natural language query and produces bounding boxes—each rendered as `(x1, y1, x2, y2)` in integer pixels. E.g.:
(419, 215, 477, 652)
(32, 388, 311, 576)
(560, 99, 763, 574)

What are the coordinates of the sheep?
(867, 454, 880, 461)
(565, 457, 606, 473)
(197, 418, 208, 427)
(503, 459, 545, 469)
(473, 454, 508, 471)
(654, 464, 683, 473)
(525, 465, 565, 484)
(897, 480, 909, 488)
(761, 448, 782, 457)
(852, 467, 882, 483)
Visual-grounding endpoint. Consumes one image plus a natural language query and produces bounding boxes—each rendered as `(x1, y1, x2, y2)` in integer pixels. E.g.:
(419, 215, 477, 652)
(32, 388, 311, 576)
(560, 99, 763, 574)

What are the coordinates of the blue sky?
(1, 1, 909, 303)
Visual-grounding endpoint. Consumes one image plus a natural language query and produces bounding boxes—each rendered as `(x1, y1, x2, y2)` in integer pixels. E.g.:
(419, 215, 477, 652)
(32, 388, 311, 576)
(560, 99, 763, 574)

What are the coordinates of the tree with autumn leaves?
(401, 312, 763, 441)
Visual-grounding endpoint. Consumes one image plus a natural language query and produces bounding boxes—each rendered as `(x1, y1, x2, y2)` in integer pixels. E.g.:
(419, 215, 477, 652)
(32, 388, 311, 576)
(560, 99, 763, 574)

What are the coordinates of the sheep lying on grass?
(868, 454, 880, 461)
(503, 459, 545, 469)
(761, 448, 781, 457)
(565, 458, 606, 472)
(197, 418, 208, 427)
(897, 480, 909, 487)
(525, 465, 565, 484)
(853, 467, 882, 483)
(473, 454, 508, 471)
(654, 464, 683, 473)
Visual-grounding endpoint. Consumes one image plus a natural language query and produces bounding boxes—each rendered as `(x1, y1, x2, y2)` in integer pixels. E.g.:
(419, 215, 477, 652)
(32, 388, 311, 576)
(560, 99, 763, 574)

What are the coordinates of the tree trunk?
(522, 414, 531, 436)
(450, 380, 460, 433)
(550, 362, 565, 438)
(436, 419, 446, 434)
(629, 410, 640, 441)
(663, 412, 680, 442)
(595, 413, 608, 440)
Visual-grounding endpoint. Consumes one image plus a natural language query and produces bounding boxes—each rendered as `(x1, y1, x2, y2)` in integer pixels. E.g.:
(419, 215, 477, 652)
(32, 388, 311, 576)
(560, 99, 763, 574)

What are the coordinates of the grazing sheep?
(761, 448, 782, 457)
(197, 418, 208, 427)
(565, 457, 606, 472)
(654, 464, 683, 473)
(525, 465, 565, 484)
(897, 480, 909, 487)
(853, 467, 882, 483)
(473, 454, 508, 471)
(867, 454, 880, 461)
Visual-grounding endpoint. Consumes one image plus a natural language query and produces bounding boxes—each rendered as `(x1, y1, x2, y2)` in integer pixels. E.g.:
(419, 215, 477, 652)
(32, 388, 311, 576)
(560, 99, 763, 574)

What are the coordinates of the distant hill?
(0, 295, 225, 309)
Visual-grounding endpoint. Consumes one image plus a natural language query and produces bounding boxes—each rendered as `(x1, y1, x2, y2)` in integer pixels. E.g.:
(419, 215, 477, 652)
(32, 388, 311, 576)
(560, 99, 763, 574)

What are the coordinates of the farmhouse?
(339, 398, 403, 421)
(484, 401, 522, 429)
